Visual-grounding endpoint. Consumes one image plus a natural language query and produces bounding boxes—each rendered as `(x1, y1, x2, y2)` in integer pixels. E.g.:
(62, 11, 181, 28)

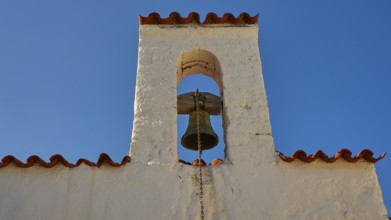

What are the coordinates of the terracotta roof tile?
(4, 149, 381, 168)
(0, 153, 130, 168)
(278, 149, 386, 163)
(178, 159, 191, 165)
(210, 158, 224, 166)
(192, 159, 207, 166)
(139, 12, 258, 25)
(178, 158, 223, 166)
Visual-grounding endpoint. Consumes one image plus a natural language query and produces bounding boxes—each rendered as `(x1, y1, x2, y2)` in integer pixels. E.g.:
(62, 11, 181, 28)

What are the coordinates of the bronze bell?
(181, 107, 219, 151)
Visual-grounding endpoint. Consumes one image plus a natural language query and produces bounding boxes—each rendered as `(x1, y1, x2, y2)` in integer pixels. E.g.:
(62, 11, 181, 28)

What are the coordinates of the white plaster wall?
(0, 24, 387, 220)
(0, 160, 387, 219)
(131, 25, 274, 166)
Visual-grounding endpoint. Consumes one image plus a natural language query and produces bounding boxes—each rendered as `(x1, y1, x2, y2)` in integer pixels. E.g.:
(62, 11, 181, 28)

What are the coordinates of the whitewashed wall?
(0, 160, 387, 219)
(0, 24, 387, 220)
(131, 25, 274, 165)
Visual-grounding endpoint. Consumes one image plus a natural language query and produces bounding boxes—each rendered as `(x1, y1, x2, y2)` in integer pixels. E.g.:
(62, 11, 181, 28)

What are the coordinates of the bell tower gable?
(131, 12, 275, 165)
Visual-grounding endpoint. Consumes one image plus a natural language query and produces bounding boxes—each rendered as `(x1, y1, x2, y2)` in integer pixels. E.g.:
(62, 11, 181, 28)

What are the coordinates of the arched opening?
(176, 49, 225, 164)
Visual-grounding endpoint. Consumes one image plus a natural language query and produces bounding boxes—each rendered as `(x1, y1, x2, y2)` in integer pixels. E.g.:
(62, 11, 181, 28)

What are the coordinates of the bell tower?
(127, 12, 387, 219)
(131, 12, 275, 165)
(0, 12, 387, 220)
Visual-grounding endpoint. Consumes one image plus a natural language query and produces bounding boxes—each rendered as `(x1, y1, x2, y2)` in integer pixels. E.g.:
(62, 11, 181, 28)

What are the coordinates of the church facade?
(0, 12, 387, 219)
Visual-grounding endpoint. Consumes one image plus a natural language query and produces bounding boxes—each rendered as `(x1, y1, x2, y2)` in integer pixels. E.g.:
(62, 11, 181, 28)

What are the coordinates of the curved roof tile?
(139, 12, 258, 25)
(192, 159, 207, 166)
(2, 148, 383, 168)
(279, 149, 386, 163)
(0, 153, 130, 168)
(178, 158, 223, 166)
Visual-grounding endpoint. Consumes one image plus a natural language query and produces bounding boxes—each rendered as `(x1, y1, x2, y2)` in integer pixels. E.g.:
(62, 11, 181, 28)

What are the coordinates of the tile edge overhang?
(179, 158, 224, 166)
(139, 12, 258, 25)
(1, 149, 384, 168)
(278, 148, 386, 163)
(0, 153, 130, 168)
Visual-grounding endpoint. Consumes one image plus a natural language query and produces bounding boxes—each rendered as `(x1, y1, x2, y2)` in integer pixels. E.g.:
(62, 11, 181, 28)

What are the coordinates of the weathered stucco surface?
(132, 25, 274, 166)
(0, 24, 387, 219)
(0, 160, 387, 219)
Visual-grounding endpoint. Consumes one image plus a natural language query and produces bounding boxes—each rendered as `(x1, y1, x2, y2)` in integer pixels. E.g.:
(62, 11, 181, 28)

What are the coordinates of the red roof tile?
(3, 149, 381, 168)
(210, 158, 224, 166)
(279, 149, 386, 163)
(178, 159, 191, 165)
(178, 158, 223, 166)
(139, 12, 258, 25)
(192, 159, 207, 166)
(0, 153, 130, 168)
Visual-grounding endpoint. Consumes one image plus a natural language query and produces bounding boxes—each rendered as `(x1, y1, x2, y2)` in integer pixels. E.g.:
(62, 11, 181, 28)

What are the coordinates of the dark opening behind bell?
(181, 107, 219, 151)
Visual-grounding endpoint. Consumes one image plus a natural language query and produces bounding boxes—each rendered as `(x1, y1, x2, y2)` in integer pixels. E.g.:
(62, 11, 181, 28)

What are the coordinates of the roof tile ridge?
(203, 12, 258, 24)
(209, 158, 223, 166)
(192, 158, 207, 167)
(178, 12, 200, 24)
(311, 150, 338, 163)
(1, 155, 24, 168)
(138, 12, 160, 25)
(286, 149, 316, 163)
(139, 12, 201, 25)
(203, 12, 220, 24)
(337, 149, 359, 163)
(277, 151, 294, 162)
(120, 155, 131, 165)
(25, 155, 48, 168)
(140, 12, 258, 25)
(178, 159, 191, 165)
(75, 158, 97, 167)
(0, 153, 131, 168)
(279, 148, 386, 163)
(178, 158, 223, 166)
(48, 154, 76, 168)
(237, 12, 259, 24)
(353, 149, 385, 163)
(96, 153, 116, 167)
(96, 153, 130, 167)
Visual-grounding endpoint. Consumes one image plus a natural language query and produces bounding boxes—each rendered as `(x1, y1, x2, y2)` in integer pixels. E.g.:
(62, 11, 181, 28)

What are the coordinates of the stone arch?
(176, 49, 223, 94)
(176, 49, 225, 163)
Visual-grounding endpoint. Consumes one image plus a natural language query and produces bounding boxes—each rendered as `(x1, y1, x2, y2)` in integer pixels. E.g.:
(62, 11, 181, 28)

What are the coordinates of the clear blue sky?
(0, 0, 390, 214)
